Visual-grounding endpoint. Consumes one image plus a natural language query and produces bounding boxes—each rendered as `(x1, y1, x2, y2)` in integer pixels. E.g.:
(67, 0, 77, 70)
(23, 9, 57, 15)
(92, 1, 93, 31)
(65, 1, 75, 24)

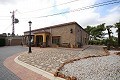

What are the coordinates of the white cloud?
(0, 0, 119, 36)
(100, 12, 120, 25)
(99, 5, 120, 37)
(65, 9, 100, 27)
(100, 6, 120, 25)
(0, 0, 16, 4)
(109, 6, 120, 13)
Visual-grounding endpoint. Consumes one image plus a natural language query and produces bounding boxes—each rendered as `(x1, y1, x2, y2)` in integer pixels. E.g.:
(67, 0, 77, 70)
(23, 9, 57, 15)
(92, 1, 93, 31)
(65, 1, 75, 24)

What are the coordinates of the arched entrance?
(34, 32, 50, 47)
(36, 35, 43, 47)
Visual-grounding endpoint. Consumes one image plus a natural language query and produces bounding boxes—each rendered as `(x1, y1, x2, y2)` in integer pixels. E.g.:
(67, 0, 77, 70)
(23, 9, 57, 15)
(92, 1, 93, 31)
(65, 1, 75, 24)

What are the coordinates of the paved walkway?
(4, 53, 49, 80)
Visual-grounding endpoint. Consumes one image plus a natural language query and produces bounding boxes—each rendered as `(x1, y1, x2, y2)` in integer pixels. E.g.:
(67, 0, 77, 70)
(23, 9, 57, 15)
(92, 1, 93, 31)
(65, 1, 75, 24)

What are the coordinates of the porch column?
(43, 33, 46, 47)
(34, 35, 36, 46)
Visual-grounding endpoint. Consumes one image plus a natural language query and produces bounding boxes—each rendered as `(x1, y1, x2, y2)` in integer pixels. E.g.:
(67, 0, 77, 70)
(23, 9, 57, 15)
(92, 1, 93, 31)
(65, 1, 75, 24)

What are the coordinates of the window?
(70, 29, 73, 33)
(52, 36, 60, 45)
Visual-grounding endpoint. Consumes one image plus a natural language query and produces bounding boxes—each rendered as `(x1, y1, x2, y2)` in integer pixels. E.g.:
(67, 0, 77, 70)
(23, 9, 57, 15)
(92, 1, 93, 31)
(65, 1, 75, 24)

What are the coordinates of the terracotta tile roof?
(24, 22, 76, 33)
(34, 31, 50, 34)
(24, 21, 88, 34)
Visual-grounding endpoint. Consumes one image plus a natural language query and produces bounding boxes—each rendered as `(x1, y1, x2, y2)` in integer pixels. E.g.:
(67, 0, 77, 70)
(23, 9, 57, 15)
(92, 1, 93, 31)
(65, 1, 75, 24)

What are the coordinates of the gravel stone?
(61, 54, 120, 80)
(18, 46, 108, 74)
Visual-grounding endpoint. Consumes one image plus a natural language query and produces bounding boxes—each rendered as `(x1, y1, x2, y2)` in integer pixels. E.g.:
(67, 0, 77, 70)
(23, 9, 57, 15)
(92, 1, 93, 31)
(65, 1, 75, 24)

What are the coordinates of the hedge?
(0, 38, 5, 46)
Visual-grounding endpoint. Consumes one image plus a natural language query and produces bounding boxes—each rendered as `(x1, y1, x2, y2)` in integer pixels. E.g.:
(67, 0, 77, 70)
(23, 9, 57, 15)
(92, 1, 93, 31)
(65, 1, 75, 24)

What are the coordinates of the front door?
(36, 35, 43, 47)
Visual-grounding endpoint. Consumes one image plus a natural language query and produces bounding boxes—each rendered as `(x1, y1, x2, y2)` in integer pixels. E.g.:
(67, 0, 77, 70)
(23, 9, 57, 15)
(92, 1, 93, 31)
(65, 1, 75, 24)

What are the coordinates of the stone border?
(54, 55, 101, 80)
(103, 46, 110, 55)
(14, 56, 65, 80)
(53, 46, 110, 80)
(81, 45, 90, 51)
(114, 52, 120, 56)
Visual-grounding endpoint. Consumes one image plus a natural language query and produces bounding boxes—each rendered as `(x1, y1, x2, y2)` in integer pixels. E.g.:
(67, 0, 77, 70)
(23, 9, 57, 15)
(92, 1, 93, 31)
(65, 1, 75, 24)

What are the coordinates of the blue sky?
(95, 0, 120, 17)
(0, 0, 120, 37)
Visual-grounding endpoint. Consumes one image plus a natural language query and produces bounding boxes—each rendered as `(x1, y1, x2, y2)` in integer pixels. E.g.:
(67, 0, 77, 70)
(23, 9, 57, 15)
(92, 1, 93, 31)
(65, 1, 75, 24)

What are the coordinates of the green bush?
(0, 39, 5, 46)
(89, 40, 102, 45)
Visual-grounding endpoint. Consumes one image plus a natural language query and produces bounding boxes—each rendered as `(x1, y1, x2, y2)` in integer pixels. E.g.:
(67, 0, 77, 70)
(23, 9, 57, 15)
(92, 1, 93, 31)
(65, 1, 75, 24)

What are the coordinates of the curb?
(14, 56, 65, 80)
(81, 45, 90, 51)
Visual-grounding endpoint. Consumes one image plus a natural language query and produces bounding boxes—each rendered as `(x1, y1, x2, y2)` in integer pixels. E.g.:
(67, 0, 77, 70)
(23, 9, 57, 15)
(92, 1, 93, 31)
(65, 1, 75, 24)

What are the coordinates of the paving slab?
(4, 53, 49, 80)
(0, 46, 27, 80)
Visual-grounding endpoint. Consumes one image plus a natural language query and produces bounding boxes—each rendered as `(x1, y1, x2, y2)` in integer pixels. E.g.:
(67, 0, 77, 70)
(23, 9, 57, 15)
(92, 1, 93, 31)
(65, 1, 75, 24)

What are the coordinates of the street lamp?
(28, 21, 32, 53)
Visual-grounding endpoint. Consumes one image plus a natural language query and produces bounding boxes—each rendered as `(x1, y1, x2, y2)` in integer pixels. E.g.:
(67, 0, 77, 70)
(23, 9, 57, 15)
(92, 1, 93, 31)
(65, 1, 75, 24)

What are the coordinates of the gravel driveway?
(60, 54, 120, 80)
(18, 46, 107, 74)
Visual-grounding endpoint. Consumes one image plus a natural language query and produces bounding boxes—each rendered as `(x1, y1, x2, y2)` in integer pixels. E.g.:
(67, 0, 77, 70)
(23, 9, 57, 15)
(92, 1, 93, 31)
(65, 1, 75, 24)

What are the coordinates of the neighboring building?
(24, 22, 89, 48)
(0, 33, 7, 39)
(5, 36, 24, 46)
(0, 33, 24, 46)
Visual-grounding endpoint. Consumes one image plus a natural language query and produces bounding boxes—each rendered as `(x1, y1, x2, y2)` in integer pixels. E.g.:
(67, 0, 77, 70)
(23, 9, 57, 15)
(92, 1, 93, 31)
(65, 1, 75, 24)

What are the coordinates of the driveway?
(0, 46, 27, 80)
(18, 46, 108, 74)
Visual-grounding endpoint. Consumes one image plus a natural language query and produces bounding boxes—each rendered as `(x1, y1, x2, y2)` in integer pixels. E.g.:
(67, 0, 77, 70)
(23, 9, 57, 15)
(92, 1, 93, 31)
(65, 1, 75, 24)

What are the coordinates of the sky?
(0, 0, 120, 37)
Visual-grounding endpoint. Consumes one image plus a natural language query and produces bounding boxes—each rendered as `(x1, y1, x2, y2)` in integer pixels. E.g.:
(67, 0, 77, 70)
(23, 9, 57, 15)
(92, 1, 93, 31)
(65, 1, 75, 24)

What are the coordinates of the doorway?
(36, 35, 43, 47)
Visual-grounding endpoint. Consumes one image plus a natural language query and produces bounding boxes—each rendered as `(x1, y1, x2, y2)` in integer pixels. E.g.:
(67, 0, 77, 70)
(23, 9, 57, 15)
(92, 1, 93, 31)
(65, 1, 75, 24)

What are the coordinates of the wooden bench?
(61, 43, 70, 48)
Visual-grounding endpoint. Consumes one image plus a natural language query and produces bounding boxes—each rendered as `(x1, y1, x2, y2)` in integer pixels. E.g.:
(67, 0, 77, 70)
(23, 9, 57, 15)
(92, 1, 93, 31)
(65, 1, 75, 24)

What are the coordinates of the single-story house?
(24, 22, 89, 48)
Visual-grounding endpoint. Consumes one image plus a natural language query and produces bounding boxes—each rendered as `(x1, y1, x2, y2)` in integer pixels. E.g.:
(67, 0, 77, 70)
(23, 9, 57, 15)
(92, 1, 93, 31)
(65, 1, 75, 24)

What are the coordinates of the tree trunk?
(107, 28, 111, 50)
(107, 29, 111, 39)
(118, 28, 120, 47)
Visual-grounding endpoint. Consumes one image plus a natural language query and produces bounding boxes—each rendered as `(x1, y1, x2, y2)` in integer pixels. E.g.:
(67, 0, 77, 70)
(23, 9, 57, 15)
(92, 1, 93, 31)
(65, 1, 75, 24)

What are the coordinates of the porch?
(34, 32, 50, 47)
(24, 32, 50, 47)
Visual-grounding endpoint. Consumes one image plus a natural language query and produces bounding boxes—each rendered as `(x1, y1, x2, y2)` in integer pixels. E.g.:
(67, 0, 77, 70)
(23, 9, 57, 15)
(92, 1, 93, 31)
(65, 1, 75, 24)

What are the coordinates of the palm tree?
(114, 21, 120, 47)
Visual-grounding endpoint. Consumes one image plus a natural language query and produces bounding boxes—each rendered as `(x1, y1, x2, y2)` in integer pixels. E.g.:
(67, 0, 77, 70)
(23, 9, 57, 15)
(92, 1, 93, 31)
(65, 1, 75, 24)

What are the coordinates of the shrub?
(0, 38, 5, 46)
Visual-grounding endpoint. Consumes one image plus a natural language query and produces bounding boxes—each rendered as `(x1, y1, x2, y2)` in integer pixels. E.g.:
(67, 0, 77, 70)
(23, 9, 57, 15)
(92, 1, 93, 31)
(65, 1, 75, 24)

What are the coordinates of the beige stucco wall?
(5, 36, 23, 46)
(29, 25, 76, 46)
(51, 24, 76, 46)
(24, 22, 89, 47)
(75, 25, 89, 46)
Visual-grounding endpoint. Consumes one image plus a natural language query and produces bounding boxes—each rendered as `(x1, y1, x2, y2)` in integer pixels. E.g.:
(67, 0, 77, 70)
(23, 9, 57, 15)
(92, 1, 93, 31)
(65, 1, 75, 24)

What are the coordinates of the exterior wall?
(24, 25, 76, 47)
(75, 25, 89, 46)
(5, 36, 23, 46)
(51, 24, 76, 47)
(82, 30, 89, 45)
(24, 22, 89, 47)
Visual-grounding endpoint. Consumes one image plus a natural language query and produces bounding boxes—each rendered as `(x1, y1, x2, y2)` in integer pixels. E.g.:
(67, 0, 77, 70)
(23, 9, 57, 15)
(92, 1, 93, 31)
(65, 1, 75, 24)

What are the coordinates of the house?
(5, 36, 23, 46)
(24, 22, 89, 48)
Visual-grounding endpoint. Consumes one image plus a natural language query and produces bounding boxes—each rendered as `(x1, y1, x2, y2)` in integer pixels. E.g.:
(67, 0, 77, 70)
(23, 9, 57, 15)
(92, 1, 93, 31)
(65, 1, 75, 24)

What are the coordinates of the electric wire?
(21, 0, 80, 13)
(0, 0, 119, 20)
(1, 24, 12, 33)
(0, 0, 119, 34)
(0, 19, 11, 20)
(19, 0, 120, 19)
(0, 16, 10, 17)
(19, 0, 119, 14)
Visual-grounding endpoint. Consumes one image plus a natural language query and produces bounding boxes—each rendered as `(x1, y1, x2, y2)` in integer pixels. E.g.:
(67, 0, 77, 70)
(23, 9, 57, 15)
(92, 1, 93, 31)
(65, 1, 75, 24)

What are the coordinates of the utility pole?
(10, 10, 19, 36)
(10, 10, 15, 36)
